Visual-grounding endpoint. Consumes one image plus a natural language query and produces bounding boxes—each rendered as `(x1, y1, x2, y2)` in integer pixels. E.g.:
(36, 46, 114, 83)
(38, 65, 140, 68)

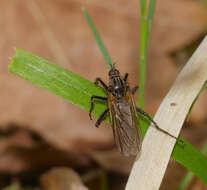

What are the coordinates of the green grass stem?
(187, 81, 207, 121)
(138, 0, 156, 109)
(82, 8, 114, 69)
(139, 0, 148, 108)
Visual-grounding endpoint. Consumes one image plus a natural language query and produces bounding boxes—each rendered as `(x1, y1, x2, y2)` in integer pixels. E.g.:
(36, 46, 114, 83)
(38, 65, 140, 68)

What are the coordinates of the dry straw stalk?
(125, 35, 207, 190)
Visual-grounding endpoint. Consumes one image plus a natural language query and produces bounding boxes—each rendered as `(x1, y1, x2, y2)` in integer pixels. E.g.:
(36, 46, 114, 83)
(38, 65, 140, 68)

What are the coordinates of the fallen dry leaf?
(40, 167, 88, 190)
(87, 149, 134, 175)
(0, 1, 207, 181)
(0, 126, 91, 173)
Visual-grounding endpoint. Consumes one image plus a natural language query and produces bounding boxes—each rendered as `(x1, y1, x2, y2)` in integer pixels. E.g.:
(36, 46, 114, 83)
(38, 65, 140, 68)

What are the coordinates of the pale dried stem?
(125, 35, 207, 190)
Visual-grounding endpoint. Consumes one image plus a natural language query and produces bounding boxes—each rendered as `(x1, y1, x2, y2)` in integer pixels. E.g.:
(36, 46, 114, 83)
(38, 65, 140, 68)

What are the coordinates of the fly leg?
(131, 86, 139, 94)
(123, 73, 128, 82)
(136, 107, 184, 144)
(89, 96, 107, 120)
(123, 73, 139, 94)
(95, 78, 108, 91)
(95, 108, 109, 127)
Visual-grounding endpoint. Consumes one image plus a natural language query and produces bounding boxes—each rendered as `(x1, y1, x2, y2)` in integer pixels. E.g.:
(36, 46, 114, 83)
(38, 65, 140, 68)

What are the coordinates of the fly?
(89, 66, 181, 156)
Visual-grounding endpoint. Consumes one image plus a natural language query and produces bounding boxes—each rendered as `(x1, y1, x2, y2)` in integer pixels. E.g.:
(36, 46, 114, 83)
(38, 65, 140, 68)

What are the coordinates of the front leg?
(123, 73, 128, 82)
(123, 73, 139, 94)
(95, 77, 108, 91)
(89, 96, 108, 120)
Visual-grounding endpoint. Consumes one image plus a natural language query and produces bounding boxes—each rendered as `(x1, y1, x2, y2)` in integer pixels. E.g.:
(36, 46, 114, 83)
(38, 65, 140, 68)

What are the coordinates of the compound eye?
(114, 70, 119, 75)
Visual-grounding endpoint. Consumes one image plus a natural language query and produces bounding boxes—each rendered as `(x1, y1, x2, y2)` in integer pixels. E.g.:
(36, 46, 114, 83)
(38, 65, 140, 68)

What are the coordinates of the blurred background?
(1, 0, 207, 189)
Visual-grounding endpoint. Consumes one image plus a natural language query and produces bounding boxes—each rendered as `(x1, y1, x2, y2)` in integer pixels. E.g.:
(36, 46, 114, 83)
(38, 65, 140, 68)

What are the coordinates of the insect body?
(89, 67, 180, 156)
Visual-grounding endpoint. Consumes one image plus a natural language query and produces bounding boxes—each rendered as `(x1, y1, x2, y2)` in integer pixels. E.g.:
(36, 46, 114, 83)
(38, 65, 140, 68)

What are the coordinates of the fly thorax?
(109, 77, 127, 99)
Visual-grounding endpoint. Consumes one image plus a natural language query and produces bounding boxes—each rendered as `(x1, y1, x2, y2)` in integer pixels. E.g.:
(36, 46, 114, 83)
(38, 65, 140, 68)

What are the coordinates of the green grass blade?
(202, 141, 207, 154)
(172, 138, 207, 187)
(82, 8, 114, 69)
(177, 141, 207, 190)
(9, 48, 108, 119)
(9, 49, 207, 185)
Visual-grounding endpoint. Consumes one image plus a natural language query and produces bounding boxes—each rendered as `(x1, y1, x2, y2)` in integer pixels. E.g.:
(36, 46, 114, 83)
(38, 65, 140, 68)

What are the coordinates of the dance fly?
(89, 66, 181, 156)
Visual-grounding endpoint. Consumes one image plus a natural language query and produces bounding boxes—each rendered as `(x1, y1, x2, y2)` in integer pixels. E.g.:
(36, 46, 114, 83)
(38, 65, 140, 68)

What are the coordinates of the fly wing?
(108, 92, 142, 156)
